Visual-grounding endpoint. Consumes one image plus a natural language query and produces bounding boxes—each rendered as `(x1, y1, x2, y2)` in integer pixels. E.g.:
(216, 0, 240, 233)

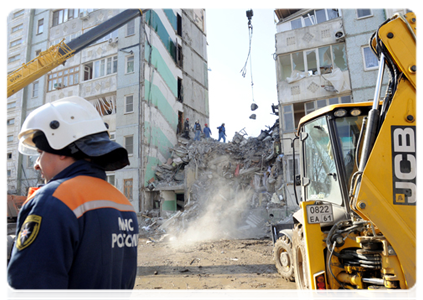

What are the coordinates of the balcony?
(80, 75, 117, 98)
(277, 69, 351, 104)
(276, 18, 344, 55)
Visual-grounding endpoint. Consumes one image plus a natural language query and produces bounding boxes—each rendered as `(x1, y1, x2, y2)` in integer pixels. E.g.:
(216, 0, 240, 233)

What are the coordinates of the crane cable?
(240, 9, 255, 103)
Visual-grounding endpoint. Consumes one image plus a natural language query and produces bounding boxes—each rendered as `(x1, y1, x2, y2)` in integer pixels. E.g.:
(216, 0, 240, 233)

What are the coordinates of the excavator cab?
(298, 103, 371, 212)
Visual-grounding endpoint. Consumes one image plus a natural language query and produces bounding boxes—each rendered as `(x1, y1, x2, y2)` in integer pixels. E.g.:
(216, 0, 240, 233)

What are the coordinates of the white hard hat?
(18, 96, 107, 156)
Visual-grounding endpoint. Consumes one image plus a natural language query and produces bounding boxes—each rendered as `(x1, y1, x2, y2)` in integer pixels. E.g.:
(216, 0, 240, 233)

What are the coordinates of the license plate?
(306, 204, 333, 224)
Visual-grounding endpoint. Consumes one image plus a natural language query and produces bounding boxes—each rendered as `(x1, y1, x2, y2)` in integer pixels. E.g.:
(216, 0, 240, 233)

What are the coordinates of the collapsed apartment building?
(140, 118, 299, 242)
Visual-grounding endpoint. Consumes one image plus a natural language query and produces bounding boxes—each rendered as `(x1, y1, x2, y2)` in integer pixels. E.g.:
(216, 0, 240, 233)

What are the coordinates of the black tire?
(293, 223, 310, 289)
(273, 235, 295, 281)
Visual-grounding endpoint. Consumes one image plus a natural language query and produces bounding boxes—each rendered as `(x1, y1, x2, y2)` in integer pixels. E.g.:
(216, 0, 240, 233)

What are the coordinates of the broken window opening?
(177, 77, 183, 102)
(91, 95, 117, 116)
(278, 54, 292, 81)
(303, 11, 316, 26)
(177, 13, 182, 36)
(306, 50, 318, 76)
(177, 111, 183, 134)
(292, 52, 305, 73)
(319, 46, 332, 74)
(332, 43, 347, 71)
(176, 44, 183, 68)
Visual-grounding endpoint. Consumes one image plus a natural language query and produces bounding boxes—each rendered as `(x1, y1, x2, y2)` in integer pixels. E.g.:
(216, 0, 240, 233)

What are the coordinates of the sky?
(206, 8, 279, 141)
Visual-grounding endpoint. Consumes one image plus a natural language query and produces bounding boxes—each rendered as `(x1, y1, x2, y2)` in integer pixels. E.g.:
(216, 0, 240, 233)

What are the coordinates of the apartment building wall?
(7, 9, 209, 215)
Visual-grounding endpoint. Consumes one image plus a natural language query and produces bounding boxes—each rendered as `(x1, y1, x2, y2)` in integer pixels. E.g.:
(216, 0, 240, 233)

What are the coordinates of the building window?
(48, 67, 79, 91)
(283, 105, 295, 132)
(7, 152, 12, 160)
(7, 170, 12, 177)
(126, 55, 134, 73)
(125, 136, 134, 155)
(289, 9, 340, 31)
(176, 44, 183, 68)
(7, 135, 13, 143)
(37, 19, 44, 34)
(52, 9, 80, 26)
(8, 54, 20, 63)
(125, 95, 134, 113)
(32, 81, 39, 98)
(277, 54, 292, 81)
(126, 19, 135, 36)
(124, 179, 133, 200)
(7, 102, 17, 109)
(83, 56, 117, 81)
(13, 10, 24, 19)
(362, 46, 379, 70)
(91, 95, 117, 116)
(357, 9, 372, 19)
(177, 78, 183, 102)
(107, 174, 115, 186)
(177, 13, 182, 36)
(283, 96, 352, 131)
(35, 49, 42, 56)
(7, 119, 15, 126)
(10, 38, 23, 48)
(11, 24, 23, 33)
(278, 43, 347, 81)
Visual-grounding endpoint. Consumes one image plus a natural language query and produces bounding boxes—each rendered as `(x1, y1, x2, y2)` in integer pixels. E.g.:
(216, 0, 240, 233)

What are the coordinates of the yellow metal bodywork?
(375, 13, 416, 89)
(7, 40, 74, 98)
(351, 78, 416, 288)
(297, 201, 326, 290)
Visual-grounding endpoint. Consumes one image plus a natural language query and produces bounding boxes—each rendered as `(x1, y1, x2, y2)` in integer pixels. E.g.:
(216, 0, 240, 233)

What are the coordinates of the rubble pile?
(142, 119, 296, 241)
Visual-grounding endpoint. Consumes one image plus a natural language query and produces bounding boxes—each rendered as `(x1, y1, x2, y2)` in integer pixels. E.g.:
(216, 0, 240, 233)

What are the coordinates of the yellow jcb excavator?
(273, 12, 416, 290)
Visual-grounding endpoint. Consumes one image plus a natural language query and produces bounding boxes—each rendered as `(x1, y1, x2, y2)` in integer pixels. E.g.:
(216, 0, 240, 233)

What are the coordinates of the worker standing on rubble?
(203, 123, 212, 139)
(8, 96, 138, 289)
(194, 120, 202, 141)
(217, 123, 226, 143)
(183, 118, 190, 139)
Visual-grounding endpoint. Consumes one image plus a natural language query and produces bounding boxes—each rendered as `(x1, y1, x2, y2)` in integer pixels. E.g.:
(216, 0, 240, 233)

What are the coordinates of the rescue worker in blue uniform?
(8, 96, 138, 289)
(194, 120, 202, 141)
(217, 123, 226, 143)
(203, 123, 212, 139)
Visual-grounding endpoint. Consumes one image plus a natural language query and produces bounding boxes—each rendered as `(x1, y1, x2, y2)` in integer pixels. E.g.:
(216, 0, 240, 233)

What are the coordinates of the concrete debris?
(139, 118, 298, 242)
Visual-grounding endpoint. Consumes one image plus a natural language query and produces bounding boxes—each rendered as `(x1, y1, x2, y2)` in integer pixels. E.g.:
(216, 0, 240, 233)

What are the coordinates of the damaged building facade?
(274, 8, 409, 200)
(7, 9, 209, 215)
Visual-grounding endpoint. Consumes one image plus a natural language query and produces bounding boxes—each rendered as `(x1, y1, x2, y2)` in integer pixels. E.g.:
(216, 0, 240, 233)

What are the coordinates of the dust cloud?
(167, 183, 265, 250)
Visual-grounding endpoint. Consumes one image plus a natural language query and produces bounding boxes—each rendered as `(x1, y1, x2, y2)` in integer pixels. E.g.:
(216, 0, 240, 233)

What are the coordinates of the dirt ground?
(134, 237, 296, 290)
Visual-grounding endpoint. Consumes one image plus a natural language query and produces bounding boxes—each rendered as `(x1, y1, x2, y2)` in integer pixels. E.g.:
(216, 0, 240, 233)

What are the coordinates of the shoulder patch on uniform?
(16, 215, 42, 251)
